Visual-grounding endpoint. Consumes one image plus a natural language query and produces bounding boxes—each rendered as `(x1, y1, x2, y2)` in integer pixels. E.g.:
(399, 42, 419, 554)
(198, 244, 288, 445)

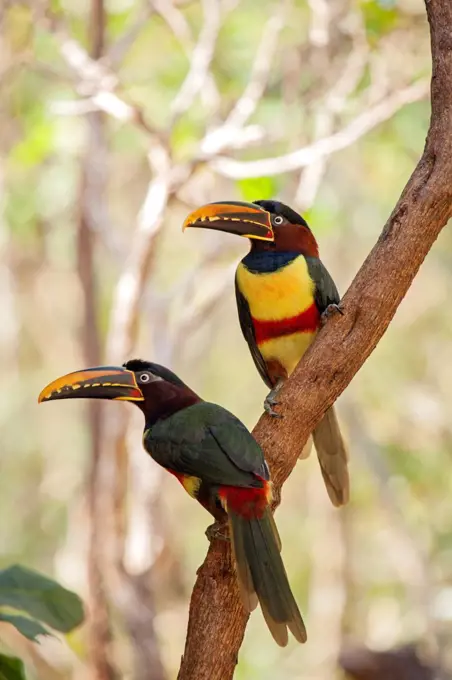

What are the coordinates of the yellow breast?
(259, 332, 316, 376)
(236, 256, 315, 321)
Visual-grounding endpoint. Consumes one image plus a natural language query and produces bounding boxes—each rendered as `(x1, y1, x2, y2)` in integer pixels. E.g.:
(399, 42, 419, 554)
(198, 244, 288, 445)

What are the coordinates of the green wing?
(147, 402, 268, 488)
(235, 275, 272, 388)
(305, 256, 340, 313)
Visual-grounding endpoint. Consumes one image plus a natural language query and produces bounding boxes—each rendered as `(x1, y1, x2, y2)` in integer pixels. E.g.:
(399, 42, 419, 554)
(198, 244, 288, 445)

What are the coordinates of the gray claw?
(264, 381, 284, 418)
(264, 397, 283, 419)
(321, 303, 344, 326)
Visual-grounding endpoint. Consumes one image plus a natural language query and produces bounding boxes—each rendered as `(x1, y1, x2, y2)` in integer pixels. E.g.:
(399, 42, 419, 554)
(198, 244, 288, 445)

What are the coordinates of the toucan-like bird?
(38, 359, 306, 646)
(183, 200, 349, 507)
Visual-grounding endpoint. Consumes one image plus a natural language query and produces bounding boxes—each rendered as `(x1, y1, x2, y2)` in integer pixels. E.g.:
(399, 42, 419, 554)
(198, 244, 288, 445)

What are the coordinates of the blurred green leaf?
(171, 117, 202, 157)
(0, 654, 26, 680)
(0, 613, 50, 642)
(361, 0, 398, 40)
(107, 9, 134, 38)
(237, 177, 276, 202)
(10, 118, 54, 168)
(0, 566, 84, 633)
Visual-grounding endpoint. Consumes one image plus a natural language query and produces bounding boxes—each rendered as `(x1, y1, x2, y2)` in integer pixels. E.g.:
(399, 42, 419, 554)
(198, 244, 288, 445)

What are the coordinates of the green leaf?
(0, 566, 84, 633)
(0, 613, 50, 641)
(236, 176, 276, 202)
(10, 117, 54, 168)
(0, 654, 26, 680)
(360, 0, 398, 41)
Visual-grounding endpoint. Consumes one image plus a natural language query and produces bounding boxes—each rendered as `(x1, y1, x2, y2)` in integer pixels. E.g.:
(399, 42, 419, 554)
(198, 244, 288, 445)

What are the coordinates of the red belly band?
(252, 303, 320, 344)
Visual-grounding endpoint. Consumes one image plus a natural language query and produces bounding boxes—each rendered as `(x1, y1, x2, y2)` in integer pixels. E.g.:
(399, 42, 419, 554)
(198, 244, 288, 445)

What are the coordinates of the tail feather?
(298, 434, 313, 460)
(260, 600, 289, 647)
(228, 513, 258, 612)
(268, 507, 282, 552)
(229, 507, 307, 646)
(313, 405, 349, 507)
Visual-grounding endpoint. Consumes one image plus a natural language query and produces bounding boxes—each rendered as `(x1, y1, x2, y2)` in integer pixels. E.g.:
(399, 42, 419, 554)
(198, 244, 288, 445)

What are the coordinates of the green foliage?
(0, 654, 26, 680)
(0, 565, 84, 640)
(360, 0, 398, 41)
(237, 177, 276, 202)
(10, 115, 54, 168)
(0, 614, 48, 643)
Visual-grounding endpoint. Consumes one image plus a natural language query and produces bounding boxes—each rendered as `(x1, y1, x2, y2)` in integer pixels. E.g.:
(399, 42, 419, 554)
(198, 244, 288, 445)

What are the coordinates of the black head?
(122, 359, 187, 388)
(39, 359, 200, 425)
(183, 199, 318, 256)
(253, 200, 310, 229)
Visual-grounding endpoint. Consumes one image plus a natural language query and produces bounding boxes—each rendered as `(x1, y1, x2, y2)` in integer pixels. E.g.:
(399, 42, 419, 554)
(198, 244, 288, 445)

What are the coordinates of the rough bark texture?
(177, 2, 452, 679)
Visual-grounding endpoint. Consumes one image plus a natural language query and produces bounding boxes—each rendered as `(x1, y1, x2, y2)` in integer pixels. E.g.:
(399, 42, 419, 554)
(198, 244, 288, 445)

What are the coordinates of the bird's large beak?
(182, 201, 274, 241)
(38, 366, 144, 403)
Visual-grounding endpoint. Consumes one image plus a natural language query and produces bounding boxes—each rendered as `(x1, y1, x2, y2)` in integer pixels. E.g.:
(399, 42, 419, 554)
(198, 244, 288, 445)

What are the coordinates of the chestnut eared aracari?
(183, 200, 349, 507)
(38, 360, 306, 646)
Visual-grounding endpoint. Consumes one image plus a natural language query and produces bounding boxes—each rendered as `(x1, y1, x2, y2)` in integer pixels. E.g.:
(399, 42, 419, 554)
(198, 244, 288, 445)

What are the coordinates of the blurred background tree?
(1, 0, 449, 679)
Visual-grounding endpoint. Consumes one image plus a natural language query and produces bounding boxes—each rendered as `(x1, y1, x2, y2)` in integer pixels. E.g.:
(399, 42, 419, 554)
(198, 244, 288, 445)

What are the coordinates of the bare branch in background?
(296, 4, 368, 208)
(176, 2, 452, 676)
(154, 0, 193, 47)
(45, 14, 160, 137)
(212, 79, 429, 178)
(106, 144, 172, 364)
(170, 0, 221, 120)
(153, 0, 221, 111)
(106, 3, 156, 67)
(201, 8, 285, 154)
(307, 0, 330, 48)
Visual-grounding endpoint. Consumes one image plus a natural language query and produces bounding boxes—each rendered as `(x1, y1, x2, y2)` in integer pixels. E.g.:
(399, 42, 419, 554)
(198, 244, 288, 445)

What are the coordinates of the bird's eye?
(138, 373, 151, 383)
(273, 215, 284, 225)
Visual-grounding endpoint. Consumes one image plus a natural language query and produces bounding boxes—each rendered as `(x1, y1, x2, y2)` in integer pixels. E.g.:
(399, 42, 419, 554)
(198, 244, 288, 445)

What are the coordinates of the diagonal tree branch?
(177, 2, 452, 678)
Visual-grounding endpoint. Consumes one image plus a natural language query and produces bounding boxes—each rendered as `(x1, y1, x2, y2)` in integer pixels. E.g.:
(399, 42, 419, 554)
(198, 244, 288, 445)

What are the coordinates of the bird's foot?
(205, 521, 229, 543)
(320, 303, 344, 327)
(264, 384, 284, 419)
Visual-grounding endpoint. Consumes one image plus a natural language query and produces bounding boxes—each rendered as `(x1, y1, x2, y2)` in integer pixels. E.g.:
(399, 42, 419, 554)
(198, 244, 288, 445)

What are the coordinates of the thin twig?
(170, 0, 221, 119)
(212, 79, 430, 178)
(296, 7, 368, 207)
(201, 8, 285, 154)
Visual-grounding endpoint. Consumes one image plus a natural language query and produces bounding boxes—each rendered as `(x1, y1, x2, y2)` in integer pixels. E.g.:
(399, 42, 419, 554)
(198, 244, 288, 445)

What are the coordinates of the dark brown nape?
(138, 379, 201, 426)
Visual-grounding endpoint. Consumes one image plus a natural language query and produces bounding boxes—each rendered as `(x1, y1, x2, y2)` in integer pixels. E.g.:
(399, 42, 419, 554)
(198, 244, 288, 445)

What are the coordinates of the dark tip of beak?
(182, 201, 275, 241)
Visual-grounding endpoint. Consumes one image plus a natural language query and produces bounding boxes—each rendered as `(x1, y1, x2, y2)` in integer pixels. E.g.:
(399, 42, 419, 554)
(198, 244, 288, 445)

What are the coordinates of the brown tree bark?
(177, 2, 452, 679)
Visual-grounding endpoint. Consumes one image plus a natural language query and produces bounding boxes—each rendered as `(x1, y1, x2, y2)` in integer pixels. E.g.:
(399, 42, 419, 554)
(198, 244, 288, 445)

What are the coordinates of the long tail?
(228, 506, 307, 647)
(312, 405, 349, 507)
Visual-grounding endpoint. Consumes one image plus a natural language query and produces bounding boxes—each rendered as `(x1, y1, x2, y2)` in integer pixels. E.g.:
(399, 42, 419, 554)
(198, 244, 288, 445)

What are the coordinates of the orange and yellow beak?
(182, 201, 275, 241)
(38, 366, 144, 404)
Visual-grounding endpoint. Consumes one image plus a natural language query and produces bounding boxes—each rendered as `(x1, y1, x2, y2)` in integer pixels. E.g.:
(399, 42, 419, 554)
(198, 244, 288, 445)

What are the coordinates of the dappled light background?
(0, 1, 448, 679)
